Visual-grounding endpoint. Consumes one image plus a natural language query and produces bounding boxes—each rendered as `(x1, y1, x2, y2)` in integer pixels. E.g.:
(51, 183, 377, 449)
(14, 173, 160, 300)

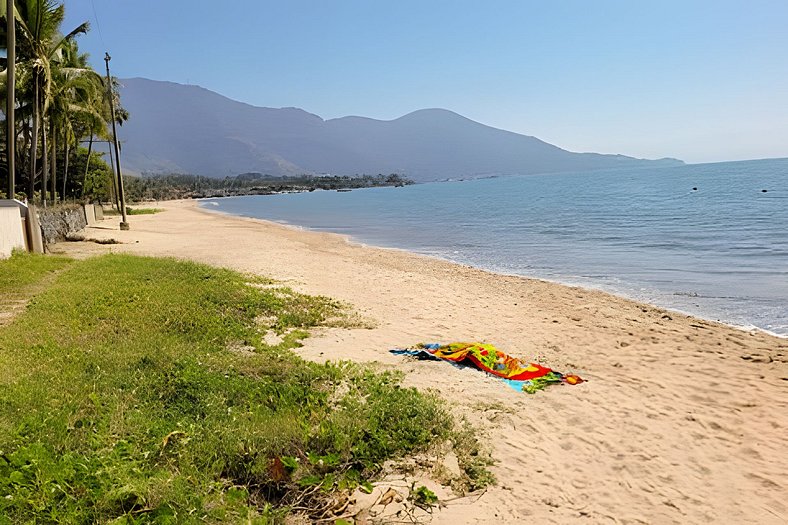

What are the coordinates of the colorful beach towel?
(391, 342, 583, 394)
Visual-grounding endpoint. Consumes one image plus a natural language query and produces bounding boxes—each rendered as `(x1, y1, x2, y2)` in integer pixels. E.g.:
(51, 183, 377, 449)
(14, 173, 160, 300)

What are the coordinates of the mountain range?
(117, 78, 682, 181)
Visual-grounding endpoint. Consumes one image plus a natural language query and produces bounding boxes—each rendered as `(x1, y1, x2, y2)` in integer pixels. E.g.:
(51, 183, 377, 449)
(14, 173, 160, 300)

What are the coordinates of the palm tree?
(2, 2, 123, 204)
(10, 0, 89, 203)
(88, 74, 127, 205)
(72, 71, 127, 202)
(46, 38, 102, 201)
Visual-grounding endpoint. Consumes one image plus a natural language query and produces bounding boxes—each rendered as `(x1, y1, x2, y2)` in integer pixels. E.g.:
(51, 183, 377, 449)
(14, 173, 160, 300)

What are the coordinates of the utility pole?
(104, 52, 128, 230)
(107, 139, 119, 210)
(6, 0, 15, 198)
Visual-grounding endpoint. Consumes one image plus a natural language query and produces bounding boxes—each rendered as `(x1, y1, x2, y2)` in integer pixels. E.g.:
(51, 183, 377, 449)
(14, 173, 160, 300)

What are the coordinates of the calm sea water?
(201, 158, 788, 336)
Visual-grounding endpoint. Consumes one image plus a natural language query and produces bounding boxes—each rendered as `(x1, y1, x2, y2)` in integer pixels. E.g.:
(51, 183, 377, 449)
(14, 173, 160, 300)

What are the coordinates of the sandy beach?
(54, 200, 787, 524)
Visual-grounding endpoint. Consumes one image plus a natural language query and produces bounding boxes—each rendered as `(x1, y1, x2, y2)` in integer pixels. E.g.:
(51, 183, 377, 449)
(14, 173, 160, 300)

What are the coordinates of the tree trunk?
(21, 120, 29, 184)
(29, 75, 39, 201)
(41, 116, 48, 207)
(62, 130, 69, 202)
(17, 120, 26, 199)
(82, 131, 93, 198)
(50, 119, 57, 204)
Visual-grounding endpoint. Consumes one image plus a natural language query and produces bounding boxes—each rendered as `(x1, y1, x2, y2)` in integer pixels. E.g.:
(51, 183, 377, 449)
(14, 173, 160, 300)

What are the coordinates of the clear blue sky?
(64, 0, 788, 163)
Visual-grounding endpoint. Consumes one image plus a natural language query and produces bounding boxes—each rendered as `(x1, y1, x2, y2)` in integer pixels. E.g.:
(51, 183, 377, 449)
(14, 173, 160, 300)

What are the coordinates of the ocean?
(200, 158, 788, 337)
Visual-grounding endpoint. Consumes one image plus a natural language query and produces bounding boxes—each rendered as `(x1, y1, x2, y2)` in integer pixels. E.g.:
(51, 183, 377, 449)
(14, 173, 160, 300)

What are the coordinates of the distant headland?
(124, 172, 413, 201)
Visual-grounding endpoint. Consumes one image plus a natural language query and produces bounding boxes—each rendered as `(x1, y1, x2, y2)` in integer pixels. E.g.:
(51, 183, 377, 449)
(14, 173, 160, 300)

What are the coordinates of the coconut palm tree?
(2, 2, 124, 204)
(47, 38, 103, 201)
(8, 0, 89, 203)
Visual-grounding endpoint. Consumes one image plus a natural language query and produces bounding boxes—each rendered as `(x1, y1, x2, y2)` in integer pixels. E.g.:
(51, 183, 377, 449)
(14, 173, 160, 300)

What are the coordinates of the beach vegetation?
(410, 485, 438, 508)
(125, 206, 162, 215)
(1, 0, 126, 205)
(0, 253, 488, 522)
(123, 172, 414, 202)
(70, 145, 114, 201)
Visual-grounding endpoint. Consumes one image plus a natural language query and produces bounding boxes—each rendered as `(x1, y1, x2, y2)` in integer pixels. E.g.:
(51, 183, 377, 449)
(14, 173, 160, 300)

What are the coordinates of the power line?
(89, 0, 106, 48)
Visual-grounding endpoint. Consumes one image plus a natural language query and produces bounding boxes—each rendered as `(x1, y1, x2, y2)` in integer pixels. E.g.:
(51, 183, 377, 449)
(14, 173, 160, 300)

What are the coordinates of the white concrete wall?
(0, 206, 25, 259)
(84, 204, 97, 225)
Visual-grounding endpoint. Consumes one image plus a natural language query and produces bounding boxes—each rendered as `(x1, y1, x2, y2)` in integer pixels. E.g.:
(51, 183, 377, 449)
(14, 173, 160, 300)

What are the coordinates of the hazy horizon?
(65, 1, 788, 164)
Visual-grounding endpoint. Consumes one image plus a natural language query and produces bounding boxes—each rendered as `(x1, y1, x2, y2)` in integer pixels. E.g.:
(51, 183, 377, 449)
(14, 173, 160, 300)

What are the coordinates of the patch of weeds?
(311, 369, 452, 470)
(0, 254, 474, 523)
(125, 207, 163, 215)
(325, 310, 378, 330)
(449, 421, 497, 492)
(244, 275, 277, 287)
(410, 484, 438, 508)
(259, 287, 368, 333)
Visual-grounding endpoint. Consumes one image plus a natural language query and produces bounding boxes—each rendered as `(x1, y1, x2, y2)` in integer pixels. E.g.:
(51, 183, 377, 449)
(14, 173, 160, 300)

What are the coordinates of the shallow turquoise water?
(202, 158, 788, 336)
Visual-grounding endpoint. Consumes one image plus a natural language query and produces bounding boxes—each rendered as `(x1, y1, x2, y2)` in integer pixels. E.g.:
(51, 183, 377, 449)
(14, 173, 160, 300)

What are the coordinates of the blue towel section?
(503, 379, 531, 392)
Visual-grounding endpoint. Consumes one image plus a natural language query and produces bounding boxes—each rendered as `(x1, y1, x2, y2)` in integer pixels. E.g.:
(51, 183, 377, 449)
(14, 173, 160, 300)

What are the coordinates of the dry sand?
(55, 200, 787, 524)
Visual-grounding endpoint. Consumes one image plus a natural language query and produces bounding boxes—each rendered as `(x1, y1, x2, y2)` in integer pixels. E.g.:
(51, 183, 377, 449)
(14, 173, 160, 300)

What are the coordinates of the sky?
(63, 0, 788, 164)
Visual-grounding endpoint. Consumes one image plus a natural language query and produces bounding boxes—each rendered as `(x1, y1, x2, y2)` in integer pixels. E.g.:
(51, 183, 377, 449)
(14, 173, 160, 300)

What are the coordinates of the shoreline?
(54, 199, 788, 524)
(197, 199, 787, 340)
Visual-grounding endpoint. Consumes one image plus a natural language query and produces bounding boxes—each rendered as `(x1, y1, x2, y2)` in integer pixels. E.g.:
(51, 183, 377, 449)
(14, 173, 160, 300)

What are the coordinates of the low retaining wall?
(84, 204, 97, 225)
(37, 204, 88, 247)
(0, 201, 26, 259)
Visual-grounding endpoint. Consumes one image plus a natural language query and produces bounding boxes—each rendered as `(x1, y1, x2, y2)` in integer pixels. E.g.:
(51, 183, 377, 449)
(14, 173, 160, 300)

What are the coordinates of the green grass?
(0, 251, 73, 297)
(126, 207, 163, 215)
(0, 254, 482, 523)
(101, 207, 162, 216)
